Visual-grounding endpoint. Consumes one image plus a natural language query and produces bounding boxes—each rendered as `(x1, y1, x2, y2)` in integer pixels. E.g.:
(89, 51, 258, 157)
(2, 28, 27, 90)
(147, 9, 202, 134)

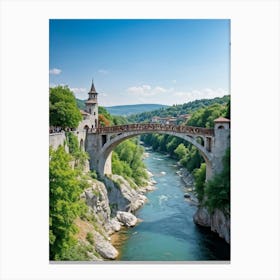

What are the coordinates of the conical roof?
(89, 79, 97, 94)
(214, 117, 230, 123)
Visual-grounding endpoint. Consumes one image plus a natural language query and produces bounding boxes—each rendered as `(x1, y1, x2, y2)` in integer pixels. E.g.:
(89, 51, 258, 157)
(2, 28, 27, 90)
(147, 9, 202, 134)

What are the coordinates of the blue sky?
(49, 19, 230, 106)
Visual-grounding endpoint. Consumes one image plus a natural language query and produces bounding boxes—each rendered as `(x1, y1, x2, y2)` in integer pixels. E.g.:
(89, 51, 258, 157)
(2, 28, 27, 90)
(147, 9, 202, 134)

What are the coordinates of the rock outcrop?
(177, 167, 194, 187)
(78, 173, 154, 260)
(94, 231, 118, 260)
(105, 218, 121, 234)
(193, 207, 230, 244)
(116, 211, 138, 227)
(104, 175, 148, 213)
(83, 180, 111, 225)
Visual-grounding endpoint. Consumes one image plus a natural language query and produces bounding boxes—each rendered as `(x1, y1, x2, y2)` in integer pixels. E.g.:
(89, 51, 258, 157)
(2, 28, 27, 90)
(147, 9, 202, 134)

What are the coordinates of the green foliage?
(50, 86, 82, 129)
(65, 132, 89, 170)
(141, 97, 230, 174)
(174, 143, 188, 159)
(128, 95, 229, 123)
(225, 100, 230, 119)
(187, 104, 226, 128)
(204, 148, 230, 213)
(106, 104, 169, 116)
(86, 232, 94, 245)
(49, 146, 87, 260)
(66, 132, 79, 155)
(193, 163, 206, 202)
(76, 98, 86, 110)
(89, 170, 97, 179)
(58, 242, 95, 261)
(112, 139, 148, 186)
(112, 115, 128, 125)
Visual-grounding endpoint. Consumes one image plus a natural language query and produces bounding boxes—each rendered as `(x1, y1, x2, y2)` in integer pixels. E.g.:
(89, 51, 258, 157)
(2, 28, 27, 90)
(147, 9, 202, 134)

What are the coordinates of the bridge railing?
(96, 123, 214, 136)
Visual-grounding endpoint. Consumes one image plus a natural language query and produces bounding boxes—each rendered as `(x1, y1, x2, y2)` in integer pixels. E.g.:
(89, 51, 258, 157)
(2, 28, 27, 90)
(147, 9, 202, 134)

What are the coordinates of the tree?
(174, 143, 188, 159)
(49, 146, 86, 260)
(112, 139, 148, 186)
(193, 163, 206, 202)
(225, 100, 230, 119)
(50, 86, 82, 129)
(204, 148, 230, 213)
(99, 114, 111, 126)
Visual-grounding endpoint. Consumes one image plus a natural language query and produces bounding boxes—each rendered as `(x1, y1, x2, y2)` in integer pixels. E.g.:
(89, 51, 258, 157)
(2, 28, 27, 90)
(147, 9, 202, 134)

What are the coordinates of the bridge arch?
(93, 126, 214, 181)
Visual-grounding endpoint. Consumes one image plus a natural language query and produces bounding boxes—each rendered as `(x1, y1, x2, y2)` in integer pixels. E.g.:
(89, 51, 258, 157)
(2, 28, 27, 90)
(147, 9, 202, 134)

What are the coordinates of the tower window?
(94, 112, 96, 115)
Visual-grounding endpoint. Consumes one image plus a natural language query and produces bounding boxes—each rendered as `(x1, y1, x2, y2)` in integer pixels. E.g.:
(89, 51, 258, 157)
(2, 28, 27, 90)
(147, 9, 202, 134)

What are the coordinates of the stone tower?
(211, 117, 230, 177)
(85, 80, 99, 129)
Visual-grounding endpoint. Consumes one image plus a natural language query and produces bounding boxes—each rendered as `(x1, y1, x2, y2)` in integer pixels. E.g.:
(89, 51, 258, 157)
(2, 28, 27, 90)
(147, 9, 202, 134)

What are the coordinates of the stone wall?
(49, 130, 87, 152)
(49, 133, 67, 150)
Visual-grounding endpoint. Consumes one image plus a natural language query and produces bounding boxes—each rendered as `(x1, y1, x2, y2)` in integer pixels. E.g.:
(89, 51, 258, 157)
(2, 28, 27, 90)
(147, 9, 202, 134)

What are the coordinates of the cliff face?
(78, 178, 120, 260)
(193, 207, 230, 244)
(104, 174, 148, 214)
(178, 168, 230, 244)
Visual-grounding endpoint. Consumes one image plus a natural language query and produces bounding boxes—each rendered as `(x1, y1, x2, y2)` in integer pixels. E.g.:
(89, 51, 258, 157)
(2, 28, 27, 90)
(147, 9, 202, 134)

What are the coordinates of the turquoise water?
(117, 149, 230, 261)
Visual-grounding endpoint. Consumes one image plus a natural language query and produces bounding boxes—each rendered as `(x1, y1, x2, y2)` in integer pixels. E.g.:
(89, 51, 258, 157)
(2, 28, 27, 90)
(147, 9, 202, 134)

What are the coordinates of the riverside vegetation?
(49, 86, 150, 260)
(49, 86, 230, 260)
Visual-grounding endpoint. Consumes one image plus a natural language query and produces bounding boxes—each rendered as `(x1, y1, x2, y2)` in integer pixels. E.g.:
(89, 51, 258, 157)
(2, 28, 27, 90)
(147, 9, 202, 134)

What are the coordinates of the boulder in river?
(184, 192, 191, 198)
(116, 211, 138, 227)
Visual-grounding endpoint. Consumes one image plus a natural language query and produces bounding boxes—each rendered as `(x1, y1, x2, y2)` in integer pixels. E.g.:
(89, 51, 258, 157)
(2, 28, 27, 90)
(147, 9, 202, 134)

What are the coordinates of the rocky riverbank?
(176, 164, 230, 244)
(176, 167, 199, 206)
(193, 207, 230, 244)
(75, 167, 157, 260)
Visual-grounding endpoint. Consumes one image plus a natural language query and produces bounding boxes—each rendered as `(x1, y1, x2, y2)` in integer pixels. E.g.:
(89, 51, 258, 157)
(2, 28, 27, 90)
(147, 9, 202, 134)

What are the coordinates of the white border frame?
(1, 0, 279, 279)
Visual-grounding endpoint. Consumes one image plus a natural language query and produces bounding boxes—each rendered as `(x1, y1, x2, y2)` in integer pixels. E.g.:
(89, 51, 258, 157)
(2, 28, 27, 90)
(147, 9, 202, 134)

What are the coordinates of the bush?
(90, 170, 97, 179)
(86, 232, 94, 245)
(193, 163, 206, 202)
(204, 148, 230, 213)
(112, 139, 148, 187)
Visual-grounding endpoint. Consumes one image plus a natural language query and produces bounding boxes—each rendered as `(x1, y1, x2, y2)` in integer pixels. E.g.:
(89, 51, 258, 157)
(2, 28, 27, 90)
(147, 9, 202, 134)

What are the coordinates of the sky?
(49, 19, 230, 106)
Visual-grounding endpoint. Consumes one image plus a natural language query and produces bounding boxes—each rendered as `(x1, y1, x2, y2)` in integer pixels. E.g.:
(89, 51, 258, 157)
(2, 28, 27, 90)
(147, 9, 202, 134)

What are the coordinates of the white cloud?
(70, 87, 87, 95)
(173, 88, 228, 103)
(99, 86, 228, 106)
(49, 83, 66, 88)
(98, 69, 109, 75)
(127, 84, 172, 97)
(49, 68, 62, 75)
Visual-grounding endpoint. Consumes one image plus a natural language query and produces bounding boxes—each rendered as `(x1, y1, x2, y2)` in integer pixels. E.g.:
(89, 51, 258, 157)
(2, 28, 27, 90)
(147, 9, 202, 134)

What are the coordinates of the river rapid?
(113, 148, 230, 261)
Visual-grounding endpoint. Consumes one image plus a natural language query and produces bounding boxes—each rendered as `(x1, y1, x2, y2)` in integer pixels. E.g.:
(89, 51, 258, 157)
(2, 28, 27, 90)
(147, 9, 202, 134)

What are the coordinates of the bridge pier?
(211, 118, 230, 177)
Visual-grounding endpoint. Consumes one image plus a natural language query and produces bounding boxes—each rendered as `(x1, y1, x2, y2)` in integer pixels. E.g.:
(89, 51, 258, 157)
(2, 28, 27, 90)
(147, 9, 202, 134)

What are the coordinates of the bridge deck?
(96, 123, 214, 136)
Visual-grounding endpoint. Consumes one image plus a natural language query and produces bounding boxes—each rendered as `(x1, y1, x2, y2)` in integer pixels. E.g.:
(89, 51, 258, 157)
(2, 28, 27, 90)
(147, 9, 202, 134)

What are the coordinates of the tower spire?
(90, 78, 97, 93)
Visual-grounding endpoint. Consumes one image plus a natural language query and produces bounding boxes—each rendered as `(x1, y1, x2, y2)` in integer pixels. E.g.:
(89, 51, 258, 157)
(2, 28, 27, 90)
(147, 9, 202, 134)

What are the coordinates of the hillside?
(76, 98, 86, 110)
(75, 99, 168, 116)
(105, 104, 169, 116)
(128, 95, 230, 123)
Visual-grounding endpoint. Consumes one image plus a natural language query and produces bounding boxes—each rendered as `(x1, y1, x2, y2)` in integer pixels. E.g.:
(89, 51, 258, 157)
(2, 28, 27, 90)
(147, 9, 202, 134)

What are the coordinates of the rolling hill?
(105, 104, 169, 116)
(76, 99, 168, 116)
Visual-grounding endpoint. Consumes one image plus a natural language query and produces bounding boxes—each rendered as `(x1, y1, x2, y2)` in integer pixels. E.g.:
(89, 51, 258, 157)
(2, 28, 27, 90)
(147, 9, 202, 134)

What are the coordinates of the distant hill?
(105, 104, 169, 116)
(127, 95, 230, 123)
(76, 98, 86, 110)
(76, 100, 169, 116)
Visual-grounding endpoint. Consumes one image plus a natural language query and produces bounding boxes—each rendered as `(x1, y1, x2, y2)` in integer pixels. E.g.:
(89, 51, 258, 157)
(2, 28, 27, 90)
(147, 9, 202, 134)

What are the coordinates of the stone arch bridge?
(85, 120, 230, 181)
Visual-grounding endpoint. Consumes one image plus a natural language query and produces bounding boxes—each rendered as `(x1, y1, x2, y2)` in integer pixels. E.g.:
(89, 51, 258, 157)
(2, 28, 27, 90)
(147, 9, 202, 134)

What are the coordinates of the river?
(113, 148, 230, 261)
